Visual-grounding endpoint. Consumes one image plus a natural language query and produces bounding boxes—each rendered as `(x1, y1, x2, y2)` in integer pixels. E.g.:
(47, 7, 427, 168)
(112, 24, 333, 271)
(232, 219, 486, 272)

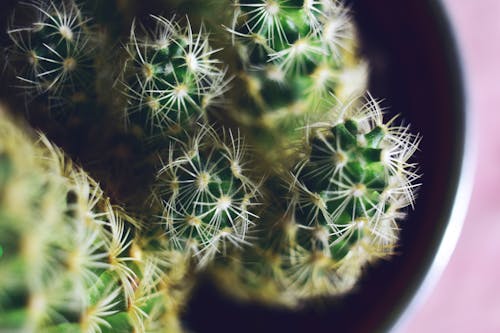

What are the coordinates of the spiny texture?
(120, 16, 263, 269)
(213, 96, 420, 305)
(0, 113, 186, 333)
(0, 0, 422, 325)
(6, 0, 96, 105)
(227, 0, 368, 167)
(121, 16, 230, 137)
(152, 125, 262, 267)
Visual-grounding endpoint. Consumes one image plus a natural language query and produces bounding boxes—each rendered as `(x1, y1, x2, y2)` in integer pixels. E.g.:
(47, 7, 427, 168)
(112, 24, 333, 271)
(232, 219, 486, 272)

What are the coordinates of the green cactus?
(212, 95, 420, 305)
(1, 0, 422, 329)
(225, 0, 368, 168)
(6, 0, 96, 106)
(120, 15, 230, 138)
(0, 112, 187, 332)
(151, 124, 262, 267)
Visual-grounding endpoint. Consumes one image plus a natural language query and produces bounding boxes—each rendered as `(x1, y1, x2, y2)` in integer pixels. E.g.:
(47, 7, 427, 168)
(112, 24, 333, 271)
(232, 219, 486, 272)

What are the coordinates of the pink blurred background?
(402, 1, 500, 332)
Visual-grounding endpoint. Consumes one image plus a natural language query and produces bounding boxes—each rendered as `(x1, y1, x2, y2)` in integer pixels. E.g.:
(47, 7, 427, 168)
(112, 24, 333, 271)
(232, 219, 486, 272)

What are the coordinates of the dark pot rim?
(387, 1, 474, 331)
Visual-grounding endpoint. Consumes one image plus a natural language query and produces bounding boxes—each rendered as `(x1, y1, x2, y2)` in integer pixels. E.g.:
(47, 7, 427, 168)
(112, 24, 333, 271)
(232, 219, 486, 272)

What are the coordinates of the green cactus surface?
(151, 125, 262, 267)
(0, 0, 422, 329)
(212, 96, 420, 305)
(225, 0, 368, 168)
(0, 112, 187, 333)
(121, 16, 230, 138)
(6, 0, 96, 104)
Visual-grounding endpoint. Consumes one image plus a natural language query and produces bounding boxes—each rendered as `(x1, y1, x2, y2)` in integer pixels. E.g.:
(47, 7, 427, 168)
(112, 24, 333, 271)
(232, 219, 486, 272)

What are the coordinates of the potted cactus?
(0, 0, 467, 332)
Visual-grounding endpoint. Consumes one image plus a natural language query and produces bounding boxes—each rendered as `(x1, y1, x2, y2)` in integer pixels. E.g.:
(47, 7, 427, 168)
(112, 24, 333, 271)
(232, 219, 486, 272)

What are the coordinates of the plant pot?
(0, 0, 471, 332)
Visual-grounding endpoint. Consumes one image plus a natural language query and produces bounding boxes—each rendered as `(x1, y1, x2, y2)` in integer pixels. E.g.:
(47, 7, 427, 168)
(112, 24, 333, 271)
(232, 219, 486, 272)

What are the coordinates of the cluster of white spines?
(122, 16, 230, 134)
(1, 144, 114, 331)
(277, 95, 421, 297)
(153, 125, 261, 267)
(229, 0, 359, 76)
(6, 0, 94, 100)
(215, 95, 420, 304)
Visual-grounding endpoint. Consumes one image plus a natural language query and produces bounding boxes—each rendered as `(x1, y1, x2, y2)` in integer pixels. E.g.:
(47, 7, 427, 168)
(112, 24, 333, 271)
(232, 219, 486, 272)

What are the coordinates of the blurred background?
(403, 0, 500, 332)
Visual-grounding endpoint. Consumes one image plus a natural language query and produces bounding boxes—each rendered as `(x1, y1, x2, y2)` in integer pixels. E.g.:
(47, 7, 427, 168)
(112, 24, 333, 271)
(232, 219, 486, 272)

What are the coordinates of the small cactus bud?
(153, 124, 262, 267)
(121, 16, 230, 136)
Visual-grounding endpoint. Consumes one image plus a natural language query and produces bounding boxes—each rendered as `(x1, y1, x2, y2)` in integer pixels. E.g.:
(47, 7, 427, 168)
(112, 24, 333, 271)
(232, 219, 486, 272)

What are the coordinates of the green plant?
(212, 95, 420, 305)
(225, 0, 368, 168)
(1, 0, 421, 331)
(120, 15, 230, 137)
(0, 111, 189, 332)
(151, 124, 262, 267)
(5, 0, 99, 112)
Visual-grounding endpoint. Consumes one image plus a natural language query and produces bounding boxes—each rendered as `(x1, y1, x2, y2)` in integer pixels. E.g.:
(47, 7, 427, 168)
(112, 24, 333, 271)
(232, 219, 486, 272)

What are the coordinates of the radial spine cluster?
(213, 95, 420, 304)
(121, 16, 230, 136)
(281, 95, 420, 298)
(152, 125, 261, 267)
(227, 0, 368, 161)
(6, 0, 95, 104)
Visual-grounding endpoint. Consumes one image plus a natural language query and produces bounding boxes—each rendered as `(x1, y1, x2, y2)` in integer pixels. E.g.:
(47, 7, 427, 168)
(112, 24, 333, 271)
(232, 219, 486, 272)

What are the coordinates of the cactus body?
(6, 0, 96, 105)
(213, 96, 420, 305)
(121, 16, 229, 138)
(152, 125, 262, 267)
(0, 113, 186, 333)
(227, 0, 368, 168)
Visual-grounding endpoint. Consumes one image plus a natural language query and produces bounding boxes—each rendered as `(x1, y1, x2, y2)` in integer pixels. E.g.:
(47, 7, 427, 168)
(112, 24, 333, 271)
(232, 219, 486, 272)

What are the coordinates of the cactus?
(225, 0, 368, 168)
(6, 0, 96, 106)
(283, 95, 420, 296)
(120, 15, 230, 138)
(1, 0, 421, 330)
(212, 95, 420, 305)
(0, 112, 187, 332)
(151, 124, 262, 267)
